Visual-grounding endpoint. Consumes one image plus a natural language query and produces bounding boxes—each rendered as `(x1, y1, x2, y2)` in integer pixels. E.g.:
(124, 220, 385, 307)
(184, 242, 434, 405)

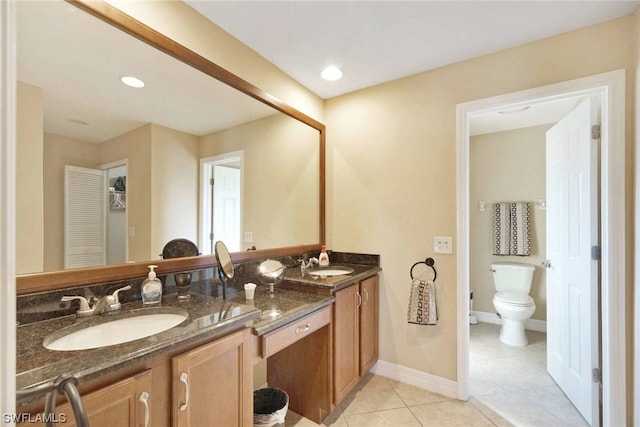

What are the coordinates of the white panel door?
(213, 165, 241, 252)
(545, 98, 599, 425)
(64, 165, 107, 269)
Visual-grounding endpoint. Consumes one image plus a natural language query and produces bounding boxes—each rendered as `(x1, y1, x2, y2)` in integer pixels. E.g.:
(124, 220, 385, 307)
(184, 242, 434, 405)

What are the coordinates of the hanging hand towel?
(407, 279, 437, 325)
(510, 202, 531, 256)
(492, 203, 511, 255)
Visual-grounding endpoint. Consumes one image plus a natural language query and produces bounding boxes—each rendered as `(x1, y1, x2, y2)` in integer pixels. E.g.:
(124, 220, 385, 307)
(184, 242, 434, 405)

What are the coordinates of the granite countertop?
(283, 263, 382, 291)
(227, 287, 334, 336)
(16, 293, 261, 404)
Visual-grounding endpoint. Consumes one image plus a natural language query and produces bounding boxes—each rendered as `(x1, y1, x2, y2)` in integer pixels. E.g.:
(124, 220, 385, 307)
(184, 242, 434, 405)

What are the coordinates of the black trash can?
(253, 388, 289, 427)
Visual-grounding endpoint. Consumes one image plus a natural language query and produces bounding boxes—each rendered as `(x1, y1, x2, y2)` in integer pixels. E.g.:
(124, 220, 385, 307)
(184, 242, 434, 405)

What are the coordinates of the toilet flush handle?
(541, 259, 552, 269)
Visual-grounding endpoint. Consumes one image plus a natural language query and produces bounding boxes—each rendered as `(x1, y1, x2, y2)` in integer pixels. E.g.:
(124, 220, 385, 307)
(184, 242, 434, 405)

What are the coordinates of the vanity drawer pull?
(295, 323, 311, 334)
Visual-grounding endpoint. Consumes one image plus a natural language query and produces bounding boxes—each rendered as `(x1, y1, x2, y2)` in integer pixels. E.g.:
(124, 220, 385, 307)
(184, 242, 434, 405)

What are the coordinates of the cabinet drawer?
(261, 306, 331, 358)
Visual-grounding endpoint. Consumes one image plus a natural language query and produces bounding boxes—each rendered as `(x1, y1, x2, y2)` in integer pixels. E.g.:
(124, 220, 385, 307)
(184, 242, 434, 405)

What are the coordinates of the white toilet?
(491, 262, 536, 346)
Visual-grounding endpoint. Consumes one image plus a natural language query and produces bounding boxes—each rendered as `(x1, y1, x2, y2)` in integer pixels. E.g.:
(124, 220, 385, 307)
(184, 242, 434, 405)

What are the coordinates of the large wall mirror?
(16, 0, 325, 292)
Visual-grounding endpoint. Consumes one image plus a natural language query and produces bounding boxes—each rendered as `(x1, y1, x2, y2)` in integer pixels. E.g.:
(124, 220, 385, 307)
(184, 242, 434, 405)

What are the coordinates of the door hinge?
(591, 124, 601, 140)
(209, 232, 214, 241)
(210, 178, 214, 186)
(591, 245, 601, 261)
(592, 368, 602, 384)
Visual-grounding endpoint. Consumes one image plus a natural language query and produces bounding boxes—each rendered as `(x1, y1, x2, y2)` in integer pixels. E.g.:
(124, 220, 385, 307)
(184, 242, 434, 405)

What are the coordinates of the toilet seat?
(494, 292, 534, 307)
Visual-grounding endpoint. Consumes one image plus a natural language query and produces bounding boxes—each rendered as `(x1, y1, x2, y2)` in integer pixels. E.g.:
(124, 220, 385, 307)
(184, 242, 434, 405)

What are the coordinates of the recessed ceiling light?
(120, 75, 145, 88)
(321, 66, 343, 81)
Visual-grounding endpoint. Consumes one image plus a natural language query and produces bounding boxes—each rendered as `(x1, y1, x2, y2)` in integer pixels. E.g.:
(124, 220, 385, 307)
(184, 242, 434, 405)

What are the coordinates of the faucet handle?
(61, 295, 94, 317)
(108, 285, 131, 310)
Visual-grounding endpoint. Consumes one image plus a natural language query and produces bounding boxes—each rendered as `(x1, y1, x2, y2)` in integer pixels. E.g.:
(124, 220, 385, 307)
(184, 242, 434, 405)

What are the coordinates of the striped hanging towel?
(492, 203, 511, 255)
(407, 279, 437, 325)
(510, 202, 531, 256)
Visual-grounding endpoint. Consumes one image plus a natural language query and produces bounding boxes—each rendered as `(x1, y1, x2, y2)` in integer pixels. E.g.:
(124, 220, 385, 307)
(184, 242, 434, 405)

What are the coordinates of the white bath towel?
(407, 280, 437, 325)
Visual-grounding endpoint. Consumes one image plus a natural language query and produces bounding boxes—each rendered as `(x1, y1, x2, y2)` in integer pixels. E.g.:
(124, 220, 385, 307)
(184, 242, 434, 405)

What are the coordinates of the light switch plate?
(434, 236, 453, 254)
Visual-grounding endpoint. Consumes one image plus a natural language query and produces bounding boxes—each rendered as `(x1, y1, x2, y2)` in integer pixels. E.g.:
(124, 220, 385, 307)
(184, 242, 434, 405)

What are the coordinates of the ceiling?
(17, 1, 274, 143)
(17, 1, 640, 142)
(187, 1, 639, 100)
(187, 0, 638, 133)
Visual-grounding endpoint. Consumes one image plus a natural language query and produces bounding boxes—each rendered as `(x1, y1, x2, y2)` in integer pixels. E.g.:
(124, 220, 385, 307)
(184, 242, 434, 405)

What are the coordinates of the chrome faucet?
(62, 285, 131, 317)
(298, 257, 319, 274)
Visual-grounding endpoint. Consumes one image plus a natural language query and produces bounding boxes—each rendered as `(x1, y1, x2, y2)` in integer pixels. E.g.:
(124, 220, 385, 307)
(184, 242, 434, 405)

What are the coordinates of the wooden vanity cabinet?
(19, 370, 152, 427)
(172, 327, 253, 427)
(18, 326, 253, 427)
(333, 275, 379, 404)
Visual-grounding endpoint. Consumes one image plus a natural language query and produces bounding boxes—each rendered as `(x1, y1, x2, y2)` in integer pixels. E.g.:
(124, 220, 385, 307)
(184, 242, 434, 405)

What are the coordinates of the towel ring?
(410, 257, 436, 282)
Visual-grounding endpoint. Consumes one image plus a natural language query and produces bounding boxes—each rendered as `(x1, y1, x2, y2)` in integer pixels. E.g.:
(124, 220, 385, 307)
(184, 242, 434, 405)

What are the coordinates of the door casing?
(456, 69, 626, 426)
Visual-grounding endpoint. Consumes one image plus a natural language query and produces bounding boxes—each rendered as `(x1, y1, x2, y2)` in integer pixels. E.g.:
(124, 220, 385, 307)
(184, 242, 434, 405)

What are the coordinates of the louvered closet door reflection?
(64, 165, 107, 269)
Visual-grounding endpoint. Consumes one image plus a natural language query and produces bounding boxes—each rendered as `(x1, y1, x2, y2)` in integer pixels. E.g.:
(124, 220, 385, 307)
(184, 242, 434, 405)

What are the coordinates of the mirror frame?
(16, 0, 325, 295)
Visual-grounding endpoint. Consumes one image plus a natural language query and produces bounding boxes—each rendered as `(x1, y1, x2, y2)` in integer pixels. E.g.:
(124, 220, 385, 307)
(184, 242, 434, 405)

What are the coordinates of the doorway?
(199, 151, 243, 254)
(103, 162, 128, 265)
(466, 94, 595, 425)
(456, 70, 626, 425)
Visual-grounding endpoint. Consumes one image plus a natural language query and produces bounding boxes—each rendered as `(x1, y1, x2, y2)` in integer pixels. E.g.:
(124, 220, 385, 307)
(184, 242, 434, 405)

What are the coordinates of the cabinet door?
(172, 328, 252, 427)
(21, 370, 152, 427)
(333, 284, 360, 404)
(359, 275, 379, 375)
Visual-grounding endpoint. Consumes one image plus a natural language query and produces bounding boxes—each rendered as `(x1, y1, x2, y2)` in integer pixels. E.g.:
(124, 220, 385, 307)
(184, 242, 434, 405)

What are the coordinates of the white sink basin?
(44, 309, 188, 351)
(308, 267, 354, 277)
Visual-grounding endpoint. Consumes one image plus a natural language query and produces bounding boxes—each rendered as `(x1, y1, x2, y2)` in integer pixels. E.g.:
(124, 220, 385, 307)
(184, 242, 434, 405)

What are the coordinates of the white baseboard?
(370, 360, 458, 400)
(472, 310, 547, 333)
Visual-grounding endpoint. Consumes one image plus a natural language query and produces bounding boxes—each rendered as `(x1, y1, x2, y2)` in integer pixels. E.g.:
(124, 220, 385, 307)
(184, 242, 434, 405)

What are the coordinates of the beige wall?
(633, 7, 640, 423)
(16, 82, 43, 275)
(325, 15, 636, 382)
(200, 113, 319, 250)
(470, 125, 548, 321)
(150, 124, 199, 257)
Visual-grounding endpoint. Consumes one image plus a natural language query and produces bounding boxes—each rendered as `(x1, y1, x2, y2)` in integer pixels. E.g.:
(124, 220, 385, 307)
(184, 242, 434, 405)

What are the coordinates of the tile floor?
(285, 322, 588, 426)
(469, 322, 588, 427)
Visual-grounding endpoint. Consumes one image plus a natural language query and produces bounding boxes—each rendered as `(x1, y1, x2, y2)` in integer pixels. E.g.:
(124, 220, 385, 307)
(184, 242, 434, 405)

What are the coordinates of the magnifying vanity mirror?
(256, 259, 285, 294)
(15, 0, 325, 293)
(214, 241, 234, 299)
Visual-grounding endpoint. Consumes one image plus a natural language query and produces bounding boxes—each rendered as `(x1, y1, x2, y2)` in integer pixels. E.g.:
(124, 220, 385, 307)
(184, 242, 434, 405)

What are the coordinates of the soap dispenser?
(318, 245, 330, 266)
(142, 265, 162, 305)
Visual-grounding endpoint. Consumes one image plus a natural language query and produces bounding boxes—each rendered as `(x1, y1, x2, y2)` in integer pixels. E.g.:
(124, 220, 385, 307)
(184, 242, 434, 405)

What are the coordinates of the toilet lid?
(494, 292, 534, 306)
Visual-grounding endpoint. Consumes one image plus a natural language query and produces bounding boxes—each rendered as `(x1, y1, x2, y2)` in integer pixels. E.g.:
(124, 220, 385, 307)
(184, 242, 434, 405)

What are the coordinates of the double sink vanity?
(16, 253, 380, 426)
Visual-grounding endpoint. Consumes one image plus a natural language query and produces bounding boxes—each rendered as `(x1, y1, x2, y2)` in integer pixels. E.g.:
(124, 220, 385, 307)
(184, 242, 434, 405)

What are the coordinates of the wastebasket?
(253, 388, 289, 427)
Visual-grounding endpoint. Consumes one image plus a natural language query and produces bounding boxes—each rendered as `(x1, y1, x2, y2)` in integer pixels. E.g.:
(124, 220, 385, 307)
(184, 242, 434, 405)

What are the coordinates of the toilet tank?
(491, 262, 535, 293)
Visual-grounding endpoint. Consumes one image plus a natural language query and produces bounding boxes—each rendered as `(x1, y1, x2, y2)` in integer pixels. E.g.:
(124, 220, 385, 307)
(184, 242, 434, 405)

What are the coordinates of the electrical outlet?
(244, 231, 253, 243)
(434, 236, 453, 254)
